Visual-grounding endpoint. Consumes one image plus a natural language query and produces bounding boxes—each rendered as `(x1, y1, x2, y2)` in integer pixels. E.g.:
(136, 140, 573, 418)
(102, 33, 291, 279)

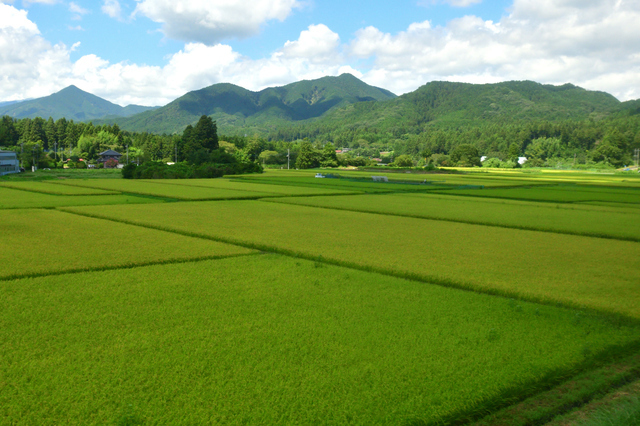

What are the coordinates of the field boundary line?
(139, 179, 383, 198)
(50, 181, 268, 201)
(412, 342, 640, 426)
(231, 177, 403, 193)
(0, 252, 262, 283)
(388, 190, 640, 214)
(470, 352, 640, 426)
(0, 183, 121, 196)
(429, 189, 640, 206)
(58, 207, 640, 326)
(139, 178, 283, 195)
(260, 198, 640, 243)
(49, 180, 365, 201)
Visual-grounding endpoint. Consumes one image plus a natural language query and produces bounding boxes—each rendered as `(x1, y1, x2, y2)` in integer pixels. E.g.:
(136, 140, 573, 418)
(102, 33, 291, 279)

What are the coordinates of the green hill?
(270, 80, 622, 140)
(0, 86, 157, 121)
(110, 74, 397, 134)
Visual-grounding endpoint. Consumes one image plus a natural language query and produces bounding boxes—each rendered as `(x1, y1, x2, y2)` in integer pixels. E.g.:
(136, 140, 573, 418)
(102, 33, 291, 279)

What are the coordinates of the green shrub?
(193, 164, 224, 179)
(121, 163, 137, 179)
(123, 161, 262, 180)
(391, 155, 414, 167)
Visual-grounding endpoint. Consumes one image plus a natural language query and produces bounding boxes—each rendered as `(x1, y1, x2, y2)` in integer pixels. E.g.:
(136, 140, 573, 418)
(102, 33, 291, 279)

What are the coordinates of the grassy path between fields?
(471, 352, 640, 426)
(0, 252, 262, 282)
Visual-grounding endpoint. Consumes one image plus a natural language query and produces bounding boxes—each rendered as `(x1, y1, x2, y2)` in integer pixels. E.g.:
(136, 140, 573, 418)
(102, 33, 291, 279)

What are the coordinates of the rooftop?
(98, 150, 122, 156)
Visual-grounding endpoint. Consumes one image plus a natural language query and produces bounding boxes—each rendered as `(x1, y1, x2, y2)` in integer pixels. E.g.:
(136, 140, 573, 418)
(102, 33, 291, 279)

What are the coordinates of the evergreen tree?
(29, 117, 47, 149)
(0, 116, 18, 146)
(181, 124, 196, 157)
(45, 117, 57, 149)
(193, 115, 218, 151)
(295, 140, 321, 169)
(56, 118, 68, 146)
(320, 142, 338, 167)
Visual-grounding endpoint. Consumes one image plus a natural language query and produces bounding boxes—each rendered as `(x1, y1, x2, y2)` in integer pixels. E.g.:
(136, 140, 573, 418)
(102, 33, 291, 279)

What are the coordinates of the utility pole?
(634, 148, 640, 172)
(126, 145, 129, 164)
(287, 149, 290, 170)
(175, 144, 178, 163)
(31, 144, 38, 172)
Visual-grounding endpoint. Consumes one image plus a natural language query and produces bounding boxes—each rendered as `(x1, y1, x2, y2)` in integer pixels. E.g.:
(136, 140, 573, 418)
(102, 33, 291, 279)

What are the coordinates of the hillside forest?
(1, 104, 640, 170)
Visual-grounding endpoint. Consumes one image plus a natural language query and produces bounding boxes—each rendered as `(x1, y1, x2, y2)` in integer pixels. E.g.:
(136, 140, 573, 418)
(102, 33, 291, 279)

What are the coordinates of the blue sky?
(25, 0, 511, 66)
(1, 0, 638, 106)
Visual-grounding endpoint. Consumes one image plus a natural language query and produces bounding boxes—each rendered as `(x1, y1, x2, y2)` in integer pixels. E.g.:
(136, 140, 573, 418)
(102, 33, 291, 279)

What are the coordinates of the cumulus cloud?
(0, 4, 72, 101)
(2, 0, 640, 108)
(419, 0, 483, 7)
(352, 0, 640, 100)
(101, 0, 121, 20)
(133, 0, 300, 44)
(281, 24, 341, 63)
(0, 9, 345, 106)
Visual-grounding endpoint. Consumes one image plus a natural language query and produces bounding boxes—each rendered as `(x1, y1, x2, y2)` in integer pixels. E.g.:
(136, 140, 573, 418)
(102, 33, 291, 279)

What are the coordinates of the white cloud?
(101, 0, 121, 20)
(281, 24, 341, 63)
(420, 0, 482, 7)
(2, 0, 640, 110)
(22, 0, 59, 5)
(351, 0, 640, 100)
(68, 25, 84, 31)
(133, 0, 301, 44)
(69, 2, 88, 16)
(0, 11, 346, 106)
(0, 3, 38, 31)
(0, 4, 72, 101)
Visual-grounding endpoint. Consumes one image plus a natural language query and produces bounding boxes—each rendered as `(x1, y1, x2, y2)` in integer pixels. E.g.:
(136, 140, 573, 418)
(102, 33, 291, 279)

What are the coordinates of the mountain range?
(0, 86, 157, 121)
(271, 79, 622, 138)
(0, 75, 634, 137)
(106, 74, 396, 134)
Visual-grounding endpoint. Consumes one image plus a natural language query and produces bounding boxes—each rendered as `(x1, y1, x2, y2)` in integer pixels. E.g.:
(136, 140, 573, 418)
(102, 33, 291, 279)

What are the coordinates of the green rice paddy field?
(1, 168, 640, 424)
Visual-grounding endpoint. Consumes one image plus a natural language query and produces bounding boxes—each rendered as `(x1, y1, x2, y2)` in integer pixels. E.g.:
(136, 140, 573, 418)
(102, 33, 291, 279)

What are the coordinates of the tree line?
(266, 112, 640, 168)
(2, 107, 639, 170)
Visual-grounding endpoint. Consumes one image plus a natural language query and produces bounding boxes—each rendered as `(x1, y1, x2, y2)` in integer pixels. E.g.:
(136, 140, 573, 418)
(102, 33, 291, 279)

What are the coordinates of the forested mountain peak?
(399, 80, 620, 123)
(109, 74, 397, 134)
(0, 85, 156, 121)
(277, 79, 623, 137)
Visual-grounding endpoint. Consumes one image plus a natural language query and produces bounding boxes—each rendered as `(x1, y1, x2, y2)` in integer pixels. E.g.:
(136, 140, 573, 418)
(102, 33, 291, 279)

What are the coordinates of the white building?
(0, 151, 21, 176)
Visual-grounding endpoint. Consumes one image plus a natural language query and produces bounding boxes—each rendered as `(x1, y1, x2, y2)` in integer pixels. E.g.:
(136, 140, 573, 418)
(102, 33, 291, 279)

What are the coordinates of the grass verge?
(471, 353, 640, 426)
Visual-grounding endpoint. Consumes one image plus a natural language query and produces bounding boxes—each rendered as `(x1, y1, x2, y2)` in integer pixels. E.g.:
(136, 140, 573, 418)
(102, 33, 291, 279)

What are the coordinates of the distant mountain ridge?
(0, 86, 157, 121)
(400, 80, 621, 123)
(108, 74, 397, 134)
(0, 100, 24, 108)
(1, 77, 633, 139)
(265, 79, 623, 141)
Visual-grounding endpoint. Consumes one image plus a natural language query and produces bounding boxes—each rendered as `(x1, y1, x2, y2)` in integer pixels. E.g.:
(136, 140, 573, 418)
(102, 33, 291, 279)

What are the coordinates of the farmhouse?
(0, 150, 20, 176)
(98, 150, 122, 167)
